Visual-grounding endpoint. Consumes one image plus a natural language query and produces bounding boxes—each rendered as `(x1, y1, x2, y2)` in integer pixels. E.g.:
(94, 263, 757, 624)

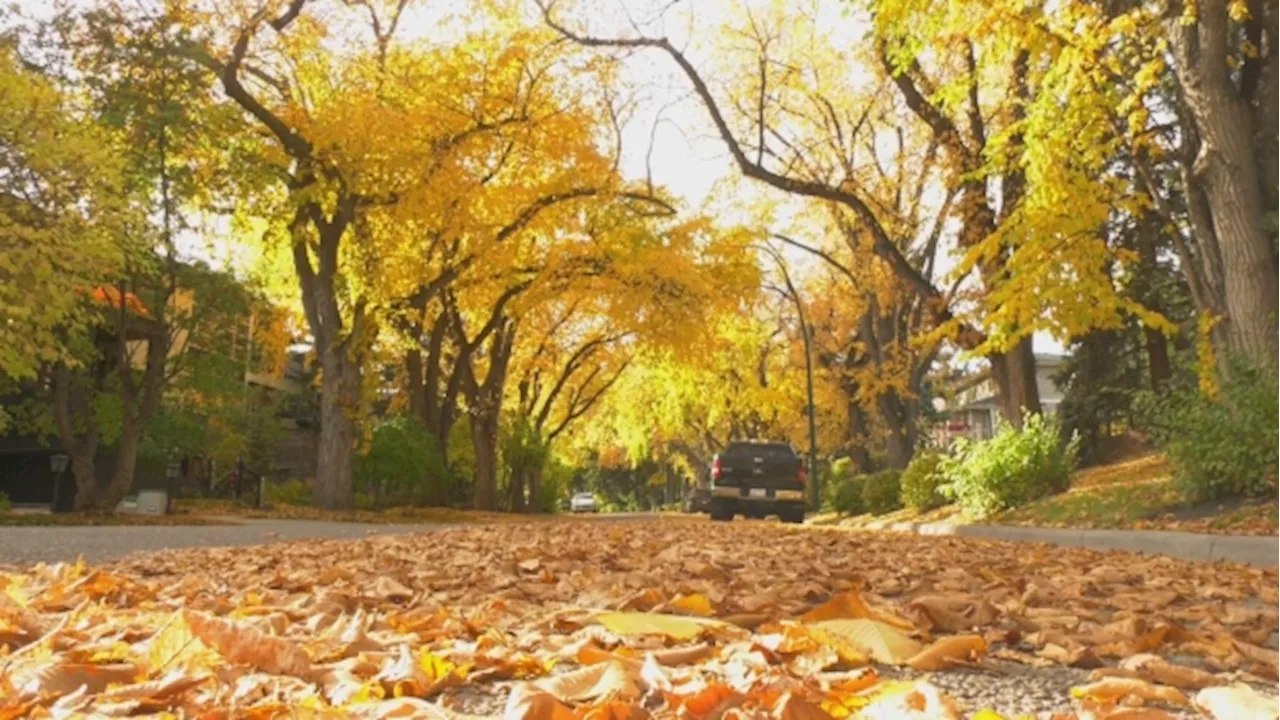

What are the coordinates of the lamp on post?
(49, 452, 69, 513)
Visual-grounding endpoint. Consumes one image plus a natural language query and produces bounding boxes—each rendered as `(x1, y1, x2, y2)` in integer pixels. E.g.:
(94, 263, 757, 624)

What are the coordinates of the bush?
(1140, 362, 1278, 501)
(900, 452, 946, 511)
(940, 412, 1078, 520)
(355, 414, 452, 507)
(861, 470, 902, 515)
(831, 475, 865, 515)
(0, 491, 11, 513)
(264, 479, 312, 506)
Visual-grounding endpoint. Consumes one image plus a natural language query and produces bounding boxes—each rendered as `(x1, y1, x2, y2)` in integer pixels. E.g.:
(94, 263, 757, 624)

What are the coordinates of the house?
(933, 353, 1066, 443)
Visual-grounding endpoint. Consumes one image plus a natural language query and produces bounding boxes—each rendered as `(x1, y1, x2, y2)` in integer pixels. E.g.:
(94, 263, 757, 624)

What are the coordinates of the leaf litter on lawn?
(0, 520, 1276, 719)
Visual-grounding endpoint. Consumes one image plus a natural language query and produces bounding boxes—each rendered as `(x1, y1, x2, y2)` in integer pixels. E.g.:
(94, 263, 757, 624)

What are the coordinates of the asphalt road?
(0, 513, 658, 568)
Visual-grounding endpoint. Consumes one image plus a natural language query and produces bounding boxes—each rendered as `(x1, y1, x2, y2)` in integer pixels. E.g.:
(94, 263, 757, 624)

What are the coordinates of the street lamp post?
(49, 452, 69, 513)
(756, 244, 821, 510)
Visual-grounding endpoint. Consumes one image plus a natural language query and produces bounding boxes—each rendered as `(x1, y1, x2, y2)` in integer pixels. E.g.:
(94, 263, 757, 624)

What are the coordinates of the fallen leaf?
(535, 661, 640, 703)
(799, 591, 913, 630)
(596, 612, 715, 641)
(182, 609, 312, 678)
(856, 681, 961, 720)
(904, 595, 1000, 633)
(668, 594, 715, 617)
(504, 684, 576, 720)
(1193, 683, 1279, 720)
(1113, 653, 1223, 689)
(906, 635, 986, 671)
(807, 619, 921, 665)
(1071, 677, 1189, 706)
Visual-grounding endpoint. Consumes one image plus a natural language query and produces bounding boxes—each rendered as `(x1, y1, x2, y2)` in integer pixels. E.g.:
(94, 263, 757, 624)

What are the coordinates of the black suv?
(708, 441, 806, 523)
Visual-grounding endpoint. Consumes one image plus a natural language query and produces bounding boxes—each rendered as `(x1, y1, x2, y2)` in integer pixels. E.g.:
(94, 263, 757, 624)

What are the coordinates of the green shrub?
(1140, 362, 1278, 501)
(900, 452, 946, 511)
(0, 491, 11, 513)
(940, 412, 1078, 520)
(353, 491, 375, 511)
(264, 479, 312, 506)
(355, 414, 452, 507)
(830, 474, 866, 515)
(861, 469, 902, 515)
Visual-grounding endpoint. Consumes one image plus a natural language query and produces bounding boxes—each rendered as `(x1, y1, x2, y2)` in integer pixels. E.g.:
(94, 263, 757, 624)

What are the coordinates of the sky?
(11, 0, 1065, 356)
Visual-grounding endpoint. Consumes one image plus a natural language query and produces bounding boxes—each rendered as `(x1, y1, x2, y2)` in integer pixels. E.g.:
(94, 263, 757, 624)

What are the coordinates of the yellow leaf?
(668, 594, 715, 617)
(807, 619, 922, 665)
(595, 612, 719, 641)
(799, 591, 914, 630)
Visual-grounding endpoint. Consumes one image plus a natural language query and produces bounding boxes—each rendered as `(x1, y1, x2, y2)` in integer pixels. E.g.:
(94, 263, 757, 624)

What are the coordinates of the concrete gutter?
(866, 521, 1278, 568)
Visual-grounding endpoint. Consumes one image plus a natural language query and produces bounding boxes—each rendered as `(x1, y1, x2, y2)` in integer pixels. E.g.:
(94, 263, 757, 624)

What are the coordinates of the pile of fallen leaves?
(1, 520, 1276, 719)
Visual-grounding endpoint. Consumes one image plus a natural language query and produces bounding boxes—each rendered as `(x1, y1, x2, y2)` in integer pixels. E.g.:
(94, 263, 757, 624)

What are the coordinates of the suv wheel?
(709, 499, 734, 522)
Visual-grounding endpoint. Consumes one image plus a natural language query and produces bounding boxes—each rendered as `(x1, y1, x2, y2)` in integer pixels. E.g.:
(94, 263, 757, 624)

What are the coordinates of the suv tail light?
(711, 456, 722, 482)
(797, 461, 808, 486)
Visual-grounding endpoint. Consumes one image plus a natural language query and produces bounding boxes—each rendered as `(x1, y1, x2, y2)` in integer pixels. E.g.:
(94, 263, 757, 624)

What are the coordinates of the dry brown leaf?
(904, 595, 999, 633)
(905, 635, 987, 671)
(504, 684, 577, 720)
(12, 661, 139, 701)
(1115, 653, 1224, 689)
(1071, 677, 1189, 706)
(1193, 683, 1280, 720)
(535, 660, 641, 703)
(182, 609, 312, 678)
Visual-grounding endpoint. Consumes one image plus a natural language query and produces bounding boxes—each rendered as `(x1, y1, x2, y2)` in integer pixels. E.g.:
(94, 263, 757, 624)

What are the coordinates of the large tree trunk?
(989, 337, 1041, 427)
(844, 390, 874, 474)
(1168, 0, 1280, 370)
(315, 351, 359, 510)
(470, 405, 499, 511)
(96, 424, 143, 512)
(877, 390, 916, 469)
(526, 464, 544, 513)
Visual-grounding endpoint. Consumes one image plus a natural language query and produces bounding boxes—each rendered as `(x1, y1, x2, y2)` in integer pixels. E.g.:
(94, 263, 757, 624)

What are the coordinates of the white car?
(569, 492, 598, 513)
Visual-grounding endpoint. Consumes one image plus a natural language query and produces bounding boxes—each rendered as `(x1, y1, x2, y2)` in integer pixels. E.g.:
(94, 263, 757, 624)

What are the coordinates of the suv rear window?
(721, 442, 796, 460)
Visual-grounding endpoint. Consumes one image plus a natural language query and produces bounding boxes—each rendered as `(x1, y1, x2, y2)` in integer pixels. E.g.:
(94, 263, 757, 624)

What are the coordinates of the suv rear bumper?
(710, 486, 804, 502)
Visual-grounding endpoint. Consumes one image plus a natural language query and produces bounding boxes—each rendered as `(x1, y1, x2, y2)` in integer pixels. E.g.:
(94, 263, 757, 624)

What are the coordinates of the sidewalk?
(866, 520, 1278, 568)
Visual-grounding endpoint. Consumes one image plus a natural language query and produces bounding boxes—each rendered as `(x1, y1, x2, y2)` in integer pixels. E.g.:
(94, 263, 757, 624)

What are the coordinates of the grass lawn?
(817, 453, 1278, 536)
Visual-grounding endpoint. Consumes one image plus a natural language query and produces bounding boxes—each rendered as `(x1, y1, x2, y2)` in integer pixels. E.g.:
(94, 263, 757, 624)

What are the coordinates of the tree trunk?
(314, 350, 359, 510)
(877, 390, 915, 469)
(845, 395, 874, 474)
(989, 337, 1041, 427)
(96, 424, 143, 512)
(527, 464, 544, 513)
(1168, 0, 1280, 370)
(471, 406, 499, 511)
(1135, 217, 1173, 389)
(509, 465, 526, 513)
(70, 449, 100, 511)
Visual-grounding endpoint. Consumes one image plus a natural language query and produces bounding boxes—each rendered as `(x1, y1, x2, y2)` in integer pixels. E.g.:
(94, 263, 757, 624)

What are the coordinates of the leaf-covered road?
(1, 519, 1276, 719)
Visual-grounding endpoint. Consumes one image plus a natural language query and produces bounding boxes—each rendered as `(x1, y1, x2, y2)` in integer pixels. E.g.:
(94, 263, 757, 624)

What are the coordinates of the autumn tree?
(0, 37, 127, 432)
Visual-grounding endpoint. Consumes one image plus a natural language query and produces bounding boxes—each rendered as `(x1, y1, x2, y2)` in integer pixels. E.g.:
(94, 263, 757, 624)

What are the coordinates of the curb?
(866, 521, 1278, 568)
